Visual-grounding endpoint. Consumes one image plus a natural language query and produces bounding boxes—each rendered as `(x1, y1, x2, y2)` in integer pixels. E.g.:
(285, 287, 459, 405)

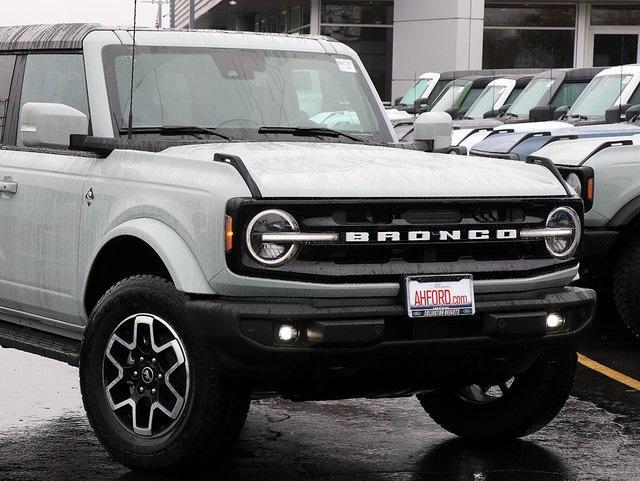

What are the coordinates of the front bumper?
(187, 286, 595, 400)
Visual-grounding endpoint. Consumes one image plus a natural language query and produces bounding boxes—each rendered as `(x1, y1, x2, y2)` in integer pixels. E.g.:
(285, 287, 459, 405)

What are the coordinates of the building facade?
(173, 0, 640, 101)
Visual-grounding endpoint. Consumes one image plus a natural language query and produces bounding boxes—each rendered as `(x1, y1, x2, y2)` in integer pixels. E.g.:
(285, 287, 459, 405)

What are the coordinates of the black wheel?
(417, 351, 577, 439)
(80, 275, 250, 471)
(613, 237, 640, 339)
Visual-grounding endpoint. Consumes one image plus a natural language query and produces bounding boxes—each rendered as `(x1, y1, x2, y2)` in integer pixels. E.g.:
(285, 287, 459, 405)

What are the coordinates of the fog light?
(278, 325, 299, 343)
(546, 313, 565, 329)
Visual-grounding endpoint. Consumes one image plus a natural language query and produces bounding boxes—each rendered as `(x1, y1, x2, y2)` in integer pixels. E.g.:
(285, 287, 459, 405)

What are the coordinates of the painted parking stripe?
(578, 353, 640, 392)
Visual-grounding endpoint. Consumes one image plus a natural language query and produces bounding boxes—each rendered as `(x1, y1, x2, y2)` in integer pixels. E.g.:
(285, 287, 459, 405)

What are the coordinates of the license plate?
(406, 275, 475, 318)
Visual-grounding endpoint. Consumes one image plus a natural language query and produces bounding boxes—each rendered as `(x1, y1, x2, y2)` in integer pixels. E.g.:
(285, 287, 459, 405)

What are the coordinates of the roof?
(565, 67, 605, 82)
(0, 23, 339, 52)
(0, 23, 104, 51)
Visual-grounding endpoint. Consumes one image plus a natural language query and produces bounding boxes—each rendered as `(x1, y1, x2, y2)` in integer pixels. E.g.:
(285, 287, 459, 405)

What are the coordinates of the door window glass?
(0, 55, 16, 143)
(593, 34, 638, 67)
(18, 54, 89, 145)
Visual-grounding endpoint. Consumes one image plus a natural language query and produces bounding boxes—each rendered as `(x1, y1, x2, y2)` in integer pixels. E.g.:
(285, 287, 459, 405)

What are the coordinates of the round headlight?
(545, 206, 581, 259)
(246, 210, 300, 266)
(565, 173, 582, 196)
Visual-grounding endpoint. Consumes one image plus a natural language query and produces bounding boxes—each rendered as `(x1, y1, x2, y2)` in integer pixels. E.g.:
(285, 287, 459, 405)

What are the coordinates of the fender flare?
(83, 218, 215, 298)
(609, 195, 640, 228)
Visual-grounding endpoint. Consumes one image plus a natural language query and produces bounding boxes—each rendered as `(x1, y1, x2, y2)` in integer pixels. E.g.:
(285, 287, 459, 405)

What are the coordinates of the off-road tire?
(613, 237, 640, 340)
(80, 275, 250, 471)
(417, 351, 577, 439)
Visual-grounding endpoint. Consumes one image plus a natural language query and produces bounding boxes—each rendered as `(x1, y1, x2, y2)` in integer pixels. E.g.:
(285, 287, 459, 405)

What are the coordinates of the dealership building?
(173, 1, 640, 101)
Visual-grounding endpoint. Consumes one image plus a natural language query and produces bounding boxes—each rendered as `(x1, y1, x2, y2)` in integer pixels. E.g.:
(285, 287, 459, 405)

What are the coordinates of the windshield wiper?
(568, 114, 589, 120)
(258, 126, 366, 143)
(502, 112, 519, 118)
(119, 126, 232, 141)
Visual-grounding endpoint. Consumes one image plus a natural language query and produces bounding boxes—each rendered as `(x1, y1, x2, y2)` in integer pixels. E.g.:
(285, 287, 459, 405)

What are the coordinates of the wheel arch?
(82, 218, 215, 318)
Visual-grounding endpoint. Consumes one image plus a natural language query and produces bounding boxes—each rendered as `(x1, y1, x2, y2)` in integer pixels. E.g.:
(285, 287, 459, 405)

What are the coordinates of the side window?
(0, 55, 16, 143)
(628, 85, 640, 107)
(18, 53, 89, 146)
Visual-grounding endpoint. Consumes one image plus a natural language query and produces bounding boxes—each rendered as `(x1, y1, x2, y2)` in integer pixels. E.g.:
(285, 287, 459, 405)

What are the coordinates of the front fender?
(83, 218, 215, 297)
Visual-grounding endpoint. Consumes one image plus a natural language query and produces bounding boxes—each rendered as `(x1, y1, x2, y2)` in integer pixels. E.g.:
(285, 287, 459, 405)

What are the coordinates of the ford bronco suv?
(0, 24, 595, 471)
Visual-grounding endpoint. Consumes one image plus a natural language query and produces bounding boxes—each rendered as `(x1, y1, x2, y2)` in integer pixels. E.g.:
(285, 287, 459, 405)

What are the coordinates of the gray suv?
(0, 24, 595, 471)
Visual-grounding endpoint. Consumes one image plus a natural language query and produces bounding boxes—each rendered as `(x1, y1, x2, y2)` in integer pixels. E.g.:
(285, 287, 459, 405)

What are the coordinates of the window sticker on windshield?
(336, 58, 357, 73)
(623, 75, 632, 85)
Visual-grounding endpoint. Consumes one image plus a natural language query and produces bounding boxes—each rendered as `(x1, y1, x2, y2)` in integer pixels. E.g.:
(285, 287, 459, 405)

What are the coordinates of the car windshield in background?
(507, 78, 556, 116)
(399, 78, 431, 106)
(465, 85, 508, 118)
(568, 74, 632, 118)
(430, 82, 469, 112)
(102, 46, 391, 143)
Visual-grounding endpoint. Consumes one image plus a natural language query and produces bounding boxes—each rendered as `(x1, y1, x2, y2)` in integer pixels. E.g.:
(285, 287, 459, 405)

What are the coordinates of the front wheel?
(80, 275, 250, 471)
(417, 351, 577, 439)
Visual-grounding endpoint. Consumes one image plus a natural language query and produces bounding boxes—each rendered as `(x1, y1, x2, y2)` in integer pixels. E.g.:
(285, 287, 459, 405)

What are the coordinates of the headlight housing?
(544, 206, 581, 259)
(245, 209, 300, 266)
(565, 173, 582, 196)
(558, 166, 594, 212)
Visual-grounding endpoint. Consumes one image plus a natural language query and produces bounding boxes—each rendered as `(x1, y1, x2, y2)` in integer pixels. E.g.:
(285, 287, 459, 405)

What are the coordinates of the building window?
(483, 3, 576, 69)
(320, 1, 393, 101)
(591, 5, 640, 26)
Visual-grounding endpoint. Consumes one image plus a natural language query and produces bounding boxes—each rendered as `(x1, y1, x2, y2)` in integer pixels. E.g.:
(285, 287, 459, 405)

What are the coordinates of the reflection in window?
(465, 85, 508, 119)
(483, 30, 574, 68)
(485, 4, 576, 27)
(591, 6, 640, 26)
(568, 75, 632, 118)
(508, 78, 555, 116)
(399, 79, 432, 106)
(321, 1, 393, 25)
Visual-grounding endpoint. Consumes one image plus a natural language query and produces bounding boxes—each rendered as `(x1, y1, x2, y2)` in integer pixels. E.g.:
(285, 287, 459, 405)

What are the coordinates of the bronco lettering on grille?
(345, 229, 518, 243)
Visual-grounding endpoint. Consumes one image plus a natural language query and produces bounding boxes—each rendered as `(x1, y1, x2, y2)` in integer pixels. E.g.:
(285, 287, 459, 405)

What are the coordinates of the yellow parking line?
(578, 353, 640, 392)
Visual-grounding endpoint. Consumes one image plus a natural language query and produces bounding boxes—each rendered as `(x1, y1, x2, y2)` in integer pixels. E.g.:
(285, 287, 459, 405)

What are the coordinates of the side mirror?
(529, 105, 555, 122)
(445, 107, 461, 119)
(625, 104, 640, 122)
(553, 106, 569, 120)
(605, 104, 631, 124)
(394, 96, 403, 106)
(413, 111, 452, 152)
(20, 102, 88, 148)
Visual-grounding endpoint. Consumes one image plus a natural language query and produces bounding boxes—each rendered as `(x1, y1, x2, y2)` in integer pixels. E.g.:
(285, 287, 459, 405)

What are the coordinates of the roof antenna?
(127, 0, 139, 140)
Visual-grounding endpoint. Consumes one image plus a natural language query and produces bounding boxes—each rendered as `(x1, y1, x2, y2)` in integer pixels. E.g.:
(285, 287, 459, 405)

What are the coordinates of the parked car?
(529, 136, 640, 338)
(0, 24, 595, 471)
(441, 65, 640, 151)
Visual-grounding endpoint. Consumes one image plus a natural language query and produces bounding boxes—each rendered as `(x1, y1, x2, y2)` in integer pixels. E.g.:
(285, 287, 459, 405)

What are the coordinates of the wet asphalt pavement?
(0, 301, 638, 481)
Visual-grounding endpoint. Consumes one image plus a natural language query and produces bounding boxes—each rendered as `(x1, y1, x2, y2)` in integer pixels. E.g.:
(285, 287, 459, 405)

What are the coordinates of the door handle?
(1, 178, 17, 195)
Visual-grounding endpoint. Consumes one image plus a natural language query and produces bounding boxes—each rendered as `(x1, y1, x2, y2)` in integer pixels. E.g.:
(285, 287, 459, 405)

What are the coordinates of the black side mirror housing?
(554, 106, 569, 120)
(394, 96, 403, 106)
(625, 104, 640, 122)
(605, 104, 631, 124)
(445, 107, 461, 119)
(529, 105, 555, 122)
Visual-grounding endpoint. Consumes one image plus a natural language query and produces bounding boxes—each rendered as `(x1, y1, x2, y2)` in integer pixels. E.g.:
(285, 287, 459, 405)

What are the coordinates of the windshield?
(102, 46, 391, 142)
(507, 78, 556, 116)
(430, 81, 469, 112)
(568, 74, 633, 118)
(465, 85, 508, 118)
(399, 78, 432, 106)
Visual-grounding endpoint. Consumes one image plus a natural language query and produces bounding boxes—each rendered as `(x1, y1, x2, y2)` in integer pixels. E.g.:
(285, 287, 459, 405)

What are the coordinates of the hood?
(164, 142, 567, 198)
(451, 119, 503, 146)
(533, 134, 640, 167)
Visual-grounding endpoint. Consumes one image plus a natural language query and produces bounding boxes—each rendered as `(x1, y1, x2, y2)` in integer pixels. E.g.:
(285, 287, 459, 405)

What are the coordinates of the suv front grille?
(226, 198, 582, 283)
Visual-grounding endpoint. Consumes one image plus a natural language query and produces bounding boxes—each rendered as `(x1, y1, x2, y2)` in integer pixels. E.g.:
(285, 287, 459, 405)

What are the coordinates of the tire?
(80, 275, 250, 471)
(417, 351, 577, 439)
(613, 236, 640, 340)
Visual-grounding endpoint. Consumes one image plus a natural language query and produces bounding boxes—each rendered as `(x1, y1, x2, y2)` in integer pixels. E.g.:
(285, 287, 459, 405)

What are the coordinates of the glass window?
(425, 79, 450, 105)
(568, 74, 632, 118)
(592, 6, 640, 26)
(465, 85, 508, 118)
(483, 30, 574, 68)
(507, 78, 555, 116)
(551, 82, 588, 108)
(18, 54, 89, 145)
(321, 25, 393, 101)
(430, 82, 468, 112)
(399, 78, 432, 106)
(505, 87, 524, 105)
(460, 87, 484, 110)
(485, 4, 576, 28)
(0, 55, 16, 143)
(322, 1, 393, 25)
(627, 85, 640, 107)
(103, 46, 391, 143)
(593, 34, 638, 67)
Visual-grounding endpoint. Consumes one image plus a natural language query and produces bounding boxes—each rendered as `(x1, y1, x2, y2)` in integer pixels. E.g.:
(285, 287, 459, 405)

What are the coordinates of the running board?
(0, 321, 80, 366)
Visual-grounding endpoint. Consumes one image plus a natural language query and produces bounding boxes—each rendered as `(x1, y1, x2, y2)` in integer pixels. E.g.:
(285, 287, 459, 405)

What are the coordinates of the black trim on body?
(213, 153, 262, 198)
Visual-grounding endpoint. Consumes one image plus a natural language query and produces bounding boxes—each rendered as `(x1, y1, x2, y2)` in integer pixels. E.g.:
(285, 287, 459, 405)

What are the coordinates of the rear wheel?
(418, 351, 577, 439)
(80, 275, 250, 471)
